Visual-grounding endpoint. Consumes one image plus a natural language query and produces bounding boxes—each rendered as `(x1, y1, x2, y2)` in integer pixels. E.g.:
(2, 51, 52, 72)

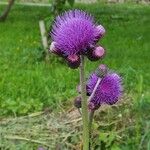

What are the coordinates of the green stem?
(89, 110, 95, 135)
(89, 110, 95, 150)
(80, 55, 89, 150)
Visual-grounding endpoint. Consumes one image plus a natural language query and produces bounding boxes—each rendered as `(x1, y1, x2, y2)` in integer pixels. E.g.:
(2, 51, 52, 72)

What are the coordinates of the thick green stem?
(89, 110, 95, 149)
(80, 55, 89, 150)
(89, 110, 95, 135)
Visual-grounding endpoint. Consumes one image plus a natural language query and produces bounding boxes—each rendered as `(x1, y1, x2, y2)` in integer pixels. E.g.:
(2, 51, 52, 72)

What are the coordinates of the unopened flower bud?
(49, 42, 57, 53)
(67, 55, 80, 69)
(95, 64, 108, 78)
(49, 42, 64, 57)
(88, 102, 100, 110)
(87, 46, 105, 61)
(74, 96, 82, 108)
(93, 46, 105, 57)
(95, 25, 106, 40)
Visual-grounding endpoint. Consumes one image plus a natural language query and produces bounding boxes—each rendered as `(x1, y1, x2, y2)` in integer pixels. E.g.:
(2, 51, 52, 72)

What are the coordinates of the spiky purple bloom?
(51, 10, 104, 56)
(87, 73, 122, 110)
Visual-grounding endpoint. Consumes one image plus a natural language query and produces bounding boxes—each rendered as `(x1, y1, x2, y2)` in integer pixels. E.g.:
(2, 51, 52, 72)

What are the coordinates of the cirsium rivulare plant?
(50, 9, 122, 149)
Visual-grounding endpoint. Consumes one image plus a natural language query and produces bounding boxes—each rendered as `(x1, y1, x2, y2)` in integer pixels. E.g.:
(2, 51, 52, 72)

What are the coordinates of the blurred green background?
(0, 0, 150, 149)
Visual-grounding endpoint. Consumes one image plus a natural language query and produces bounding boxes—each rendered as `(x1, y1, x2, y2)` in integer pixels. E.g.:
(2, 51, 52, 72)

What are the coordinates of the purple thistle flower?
(51, 10, 104, 56)
(87, 72, 122, 110)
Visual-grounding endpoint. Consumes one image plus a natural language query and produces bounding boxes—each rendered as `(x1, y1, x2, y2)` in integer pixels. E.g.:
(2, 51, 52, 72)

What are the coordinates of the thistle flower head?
(87, 72, 122, 110)
(51, 10, 103, 56)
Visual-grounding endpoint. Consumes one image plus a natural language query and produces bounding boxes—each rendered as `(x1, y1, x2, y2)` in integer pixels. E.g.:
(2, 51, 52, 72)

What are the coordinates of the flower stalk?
(89, 109, 95, 149)
(80, 55, 89, 150)
(50, 9, 122, 150)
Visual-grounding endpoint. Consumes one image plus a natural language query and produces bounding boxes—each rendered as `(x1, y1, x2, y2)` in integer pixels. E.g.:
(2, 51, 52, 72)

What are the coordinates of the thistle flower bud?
(67, 55, 80, 69)
(87, 46, 105, 61)
(74, 96, 82, 108)
(49, 42, 64, 57)
(95, 64, 108, 78)
(77, 84, 81, 94)
(49, 42, 56, 53)
(95, 25, 106, 40)
(88, 102, 100, 110)
(93, 46, 105, 57)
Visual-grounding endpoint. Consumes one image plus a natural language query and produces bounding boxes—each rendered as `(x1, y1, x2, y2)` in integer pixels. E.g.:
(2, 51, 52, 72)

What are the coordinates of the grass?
(0, 3, 150, 116)
(0, 2, 150, 150)
(0, 5, 150, 115)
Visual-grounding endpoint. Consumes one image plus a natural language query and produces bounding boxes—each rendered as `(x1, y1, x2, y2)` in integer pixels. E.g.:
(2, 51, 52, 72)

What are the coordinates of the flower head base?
(51, 9, 106, 69)
(66, 55, 80, 69)
(87, 72, 122, 110)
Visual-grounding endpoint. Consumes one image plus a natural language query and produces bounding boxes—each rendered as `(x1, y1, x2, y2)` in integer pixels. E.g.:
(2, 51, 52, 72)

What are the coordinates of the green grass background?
(0, 3, 150, 116)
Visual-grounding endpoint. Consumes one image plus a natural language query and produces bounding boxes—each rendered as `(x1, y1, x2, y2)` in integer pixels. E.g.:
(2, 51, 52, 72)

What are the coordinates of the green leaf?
(67, 0, 75, 7)
(99, 132, 108, 142)
(111, 145, 121, 150)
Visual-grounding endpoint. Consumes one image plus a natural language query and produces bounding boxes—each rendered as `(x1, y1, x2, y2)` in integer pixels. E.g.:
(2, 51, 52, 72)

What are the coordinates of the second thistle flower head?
(86, 66, 122, 110)
(50, 10, 105, 69)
